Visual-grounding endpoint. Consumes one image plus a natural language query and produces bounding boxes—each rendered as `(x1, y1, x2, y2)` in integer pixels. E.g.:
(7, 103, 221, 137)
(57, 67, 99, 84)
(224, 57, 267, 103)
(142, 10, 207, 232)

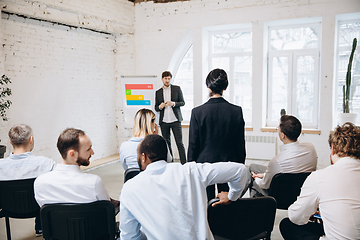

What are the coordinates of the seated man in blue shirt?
(0, 124, 56, 237)
(119, 134, 251, 240)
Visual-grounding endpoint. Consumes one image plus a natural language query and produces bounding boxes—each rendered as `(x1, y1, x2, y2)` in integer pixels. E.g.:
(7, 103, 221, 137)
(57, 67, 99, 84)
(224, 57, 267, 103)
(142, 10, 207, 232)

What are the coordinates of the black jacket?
(187, 97, 246, 164)
(155, 85, 185, 125)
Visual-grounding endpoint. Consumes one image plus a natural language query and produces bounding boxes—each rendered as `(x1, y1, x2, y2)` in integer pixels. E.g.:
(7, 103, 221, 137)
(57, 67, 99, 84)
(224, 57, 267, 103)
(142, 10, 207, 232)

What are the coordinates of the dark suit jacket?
(155, 85, 185, 125)
(187, 97, 246, 164)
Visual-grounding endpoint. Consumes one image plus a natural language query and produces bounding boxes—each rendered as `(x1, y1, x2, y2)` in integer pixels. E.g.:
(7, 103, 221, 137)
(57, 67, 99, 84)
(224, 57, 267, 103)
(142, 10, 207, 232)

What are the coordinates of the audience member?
(280, 122, 360, 240)
(120, 108, 172, 171)
(188, 68, 246, 200)
(249, 115, 317, 197)
(155, 71, 186, 164)
(119, 134, 251, 240)
(34, 128, 114, 207)
(0, 124, 55, 236)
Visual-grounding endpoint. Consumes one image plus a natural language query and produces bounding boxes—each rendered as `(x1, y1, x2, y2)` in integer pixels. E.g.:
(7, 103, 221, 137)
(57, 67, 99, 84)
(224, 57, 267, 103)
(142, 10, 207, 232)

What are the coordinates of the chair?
(0, 178, 40, 240)
(267, 172, 311, 209)
(40, 200, 116, 240)
(208, 197, 276, 240)
(124, 167, 140, 183)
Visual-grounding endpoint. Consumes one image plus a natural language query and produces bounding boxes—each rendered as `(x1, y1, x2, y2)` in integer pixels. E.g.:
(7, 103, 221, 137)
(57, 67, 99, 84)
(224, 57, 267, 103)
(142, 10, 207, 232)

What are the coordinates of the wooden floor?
(0, 159, 287, 240)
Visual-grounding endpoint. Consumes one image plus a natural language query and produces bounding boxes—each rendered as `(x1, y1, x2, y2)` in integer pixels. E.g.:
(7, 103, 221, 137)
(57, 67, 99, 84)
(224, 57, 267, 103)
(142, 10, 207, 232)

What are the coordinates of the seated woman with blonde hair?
(120, 108, 172, 171)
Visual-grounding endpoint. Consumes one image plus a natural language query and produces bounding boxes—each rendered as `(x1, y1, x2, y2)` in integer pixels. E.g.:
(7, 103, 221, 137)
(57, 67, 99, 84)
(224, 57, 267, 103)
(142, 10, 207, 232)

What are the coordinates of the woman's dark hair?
(206, 68, 228, 96)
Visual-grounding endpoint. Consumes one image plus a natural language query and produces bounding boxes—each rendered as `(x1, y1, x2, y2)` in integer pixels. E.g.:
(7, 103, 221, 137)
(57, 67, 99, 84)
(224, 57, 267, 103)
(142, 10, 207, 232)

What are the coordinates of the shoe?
(35, 229, 43, 237)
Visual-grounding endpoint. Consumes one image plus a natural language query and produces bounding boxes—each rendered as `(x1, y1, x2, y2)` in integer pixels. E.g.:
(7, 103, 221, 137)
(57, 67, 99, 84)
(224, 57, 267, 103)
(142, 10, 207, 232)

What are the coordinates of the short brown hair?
(161, 71, 172, 79)
(57, 128, 85, 159)
(279, 115, 302, 141)
(328, 122, 360, 159)
(8, 124, 33, 146)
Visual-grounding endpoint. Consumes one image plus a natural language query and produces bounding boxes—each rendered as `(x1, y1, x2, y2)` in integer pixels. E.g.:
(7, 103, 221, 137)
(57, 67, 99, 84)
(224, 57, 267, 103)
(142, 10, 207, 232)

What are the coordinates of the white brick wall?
(2, 13, 118, 162)
(2, 0, 135, 33)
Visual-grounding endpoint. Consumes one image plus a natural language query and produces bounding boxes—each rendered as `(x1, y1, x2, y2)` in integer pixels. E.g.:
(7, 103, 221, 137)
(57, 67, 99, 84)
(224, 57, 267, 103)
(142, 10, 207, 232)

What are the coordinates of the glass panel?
(173, 45, 193, 122)
(234, 56, 252, 126)
(212, 31, 252, 53)
(296, 56, 315, 123)
(270, 26, 319, 50)
(339, 22, 360, 48)
(271, 57, 288, 121)
(212, 57, 230, 100)
(336, 50, 360, 121)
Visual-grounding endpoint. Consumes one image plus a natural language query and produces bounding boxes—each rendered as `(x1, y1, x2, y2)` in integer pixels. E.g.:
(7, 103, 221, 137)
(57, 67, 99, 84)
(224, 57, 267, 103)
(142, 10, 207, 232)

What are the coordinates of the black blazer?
(155, 85, 185, 125)
(187, 97, 246, 164)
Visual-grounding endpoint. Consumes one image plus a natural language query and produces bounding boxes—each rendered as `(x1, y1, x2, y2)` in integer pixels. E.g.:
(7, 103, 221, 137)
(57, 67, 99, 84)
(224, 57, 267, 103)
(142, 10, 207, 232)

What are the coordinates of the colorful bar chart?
(125, 84, 153, 106)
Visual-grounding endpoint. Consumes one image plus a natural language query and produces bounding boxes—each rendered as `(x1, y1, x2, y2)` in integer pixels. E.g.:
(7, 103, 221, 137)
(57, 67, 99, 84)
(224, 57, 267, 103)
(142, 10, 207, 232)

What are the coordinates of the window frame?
(266, 22, 321, 129)
(334, 17, 360, 126)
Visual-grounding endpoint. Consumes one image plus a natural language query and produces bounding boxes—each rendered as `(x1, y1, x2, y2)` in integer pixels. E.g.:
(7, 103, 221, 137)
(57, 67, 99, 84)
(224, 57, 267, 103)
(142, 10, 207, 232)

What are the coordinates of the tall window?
(209, 30, 252, 126)
(173, 45, 193, 122)
(267, 23, 321, 128)
(335, 19, 360, 125)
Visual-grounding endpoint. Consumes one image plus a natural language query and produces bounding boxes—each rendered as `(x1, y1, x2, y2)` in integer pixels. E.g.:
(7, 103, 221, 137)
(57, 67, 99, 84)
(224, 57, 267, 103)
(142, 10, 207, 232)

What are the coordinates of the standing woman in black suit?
(188, 68, 247, 200)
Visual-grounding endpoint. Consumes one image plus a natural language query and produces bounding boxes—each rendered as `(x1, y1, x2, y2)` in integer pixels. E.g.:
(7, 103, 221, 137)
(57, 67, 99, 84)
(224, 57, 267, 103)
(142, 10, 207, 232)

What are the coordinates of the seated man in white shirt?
(34, 128, 114, 207)
(249, 115, 317, 197)
(119, 134, 251, 240)
(280, 122, 360, 240)
(0, 124, 56, 237)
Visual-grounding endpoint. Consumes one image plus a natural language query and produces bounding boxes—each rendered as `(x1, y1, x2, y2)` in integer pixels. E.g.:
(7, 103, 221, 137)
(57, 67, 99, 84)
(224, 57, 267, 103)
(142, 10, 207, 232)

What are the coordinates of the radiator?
(245, 135, 277, 160)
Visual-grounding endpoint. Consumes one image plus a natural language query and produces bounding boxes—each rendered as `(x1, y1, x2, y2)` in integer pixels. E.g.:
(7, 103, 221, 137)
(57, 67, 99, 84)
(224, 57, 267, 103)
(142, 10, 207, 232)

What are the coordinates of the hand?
(153, 123, 159, 134)
(212, 191, 231, 207)
(159, 102, 166, 109)
(166, 101, 174, 107)
(251, 172, 264, 179)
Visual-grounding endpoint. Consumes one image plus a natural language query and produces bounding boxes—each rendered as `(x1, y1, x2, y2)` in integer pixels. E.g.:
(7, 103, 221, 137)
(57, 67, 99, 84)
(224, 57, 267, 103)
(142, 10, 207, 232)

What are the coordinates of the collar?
(206, 97, 227, 104)
(334, 157, 360, 166)
(279, 141, 299, 152)
(144, 160, 167, 175)
(162, 85, 171, 90)
(55, 164, 82, 173)
(9, 152, 32, 160)
(129, 137, 144, 142)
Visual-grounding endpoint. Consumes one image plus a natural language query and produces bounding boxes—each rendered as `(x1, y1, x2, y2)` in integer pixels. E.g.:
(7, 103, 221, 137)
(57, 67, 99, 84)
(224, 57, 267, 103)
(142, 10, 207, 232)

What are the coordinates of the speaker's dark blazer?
(188, 97, 246, 164)
(155, 85, 185, 125)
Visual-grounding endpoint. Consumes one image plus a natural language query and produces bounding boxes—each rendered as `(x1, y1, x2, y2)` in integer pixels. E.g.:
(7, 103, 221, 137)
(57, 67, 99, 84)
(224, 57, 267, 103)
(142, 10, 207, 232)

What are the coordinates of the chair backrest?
(0, 178, 40, 218)
(267, 172, 311, 209)
(124, 168, 140, 183)
(40, 200, 115, 240)
(208, 197, 276, 240)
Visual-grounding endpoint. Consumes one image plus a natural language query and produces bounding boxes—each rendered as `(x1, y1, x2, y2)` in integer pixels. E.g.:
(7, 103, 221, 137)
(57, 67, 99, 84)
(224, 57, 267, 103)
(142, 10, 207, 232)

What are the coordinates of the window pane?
(271, 57, 288, 121)
(212, 32, 252, 53)
(339, 22, 360, 48)
(173, 45, 193, 122)
(212, 57, 230, 100)
(234, 56, 252, 125)
(336, 50, 360, 116)
(270, 26, 319, 50)
(296, 56, 315, 123)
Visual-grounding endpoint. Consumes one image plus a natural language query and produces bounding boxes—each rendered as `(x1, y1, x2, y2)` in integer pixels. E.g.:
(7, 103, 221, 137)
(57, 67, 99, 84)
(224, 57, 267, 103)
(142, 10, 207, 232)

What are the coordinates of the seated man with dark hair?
(34, 128, 113, 207)
(280, 122, 360, 240)
(119, 134, 251, 240)
(249, 115, 317, 197)
(0, 124, 56, 237)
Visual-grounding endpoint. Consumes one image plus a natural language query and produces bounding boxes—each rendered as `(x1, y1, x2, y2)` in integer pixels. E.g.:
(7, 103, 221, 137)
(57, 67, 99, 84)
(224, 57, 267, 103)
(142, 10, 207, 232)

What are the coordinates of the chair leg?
(5, 216, 11, 240)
